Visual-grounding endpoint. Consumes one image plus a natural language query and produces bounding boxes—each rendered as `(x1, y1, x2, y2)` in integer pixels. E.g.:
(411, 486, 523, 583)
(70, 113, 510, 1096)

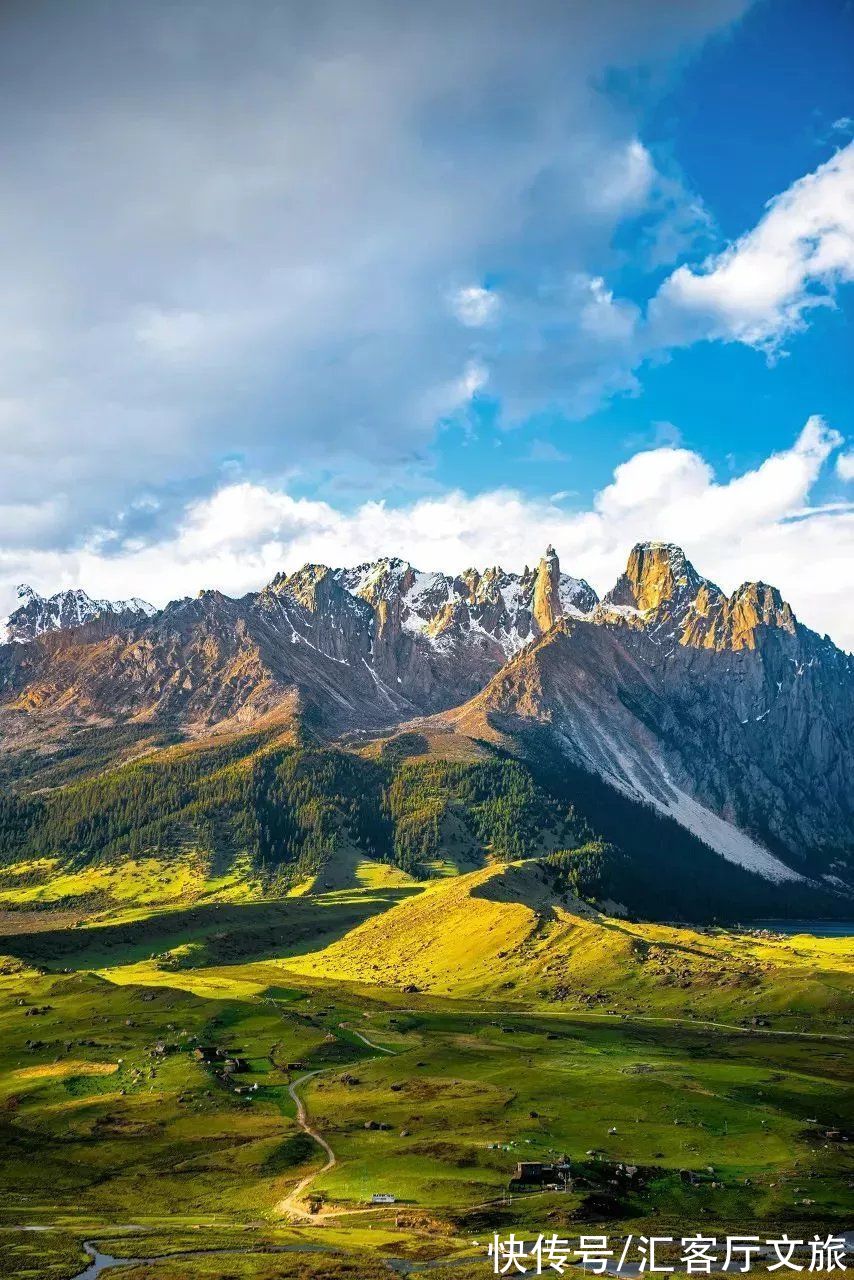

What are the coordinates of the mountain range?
(1, 584, 156, 645)
(1, 541, 851, 919)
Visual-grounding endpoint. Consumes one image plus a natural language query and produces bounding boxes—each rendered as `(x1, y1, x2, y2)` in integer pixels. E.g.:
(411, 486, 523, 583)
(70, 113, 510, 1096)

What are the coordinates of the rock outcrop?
(444, 542, 853, 886)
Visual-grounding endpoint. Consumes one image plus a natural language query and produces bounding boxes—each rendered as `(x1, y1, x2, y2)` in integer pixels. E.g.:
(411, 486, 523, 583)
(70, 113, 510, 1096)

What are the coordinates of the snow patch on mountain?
(1, 585, 156, 645)
(332, 551, 598, 658)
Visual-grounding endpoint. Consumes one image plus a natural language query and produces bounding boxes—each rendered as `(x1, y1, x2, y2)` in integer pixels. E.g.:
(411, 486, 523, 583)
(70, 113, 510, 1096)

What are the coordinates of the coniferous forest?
(0, 728, 840, 923)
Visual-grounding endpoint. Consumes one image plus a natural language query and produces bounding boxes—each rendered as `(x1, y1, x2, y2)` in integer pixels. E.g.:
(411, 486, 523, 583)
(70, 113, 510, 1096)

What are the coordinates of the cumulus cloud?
(5, 0, 853, 656)
(579, 277, 640, 342)
(586, 139, 656, 213)
(4, 417, 852, 649)
(649, 141, 854, 349)
(0, 0, 748, 547)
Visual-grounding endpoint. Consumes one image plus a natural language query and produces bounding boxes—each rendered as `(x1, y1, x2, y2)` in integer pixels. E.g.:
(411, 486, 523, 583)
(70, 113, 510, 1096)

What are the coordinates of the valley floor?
(0, 867, 851, 1280)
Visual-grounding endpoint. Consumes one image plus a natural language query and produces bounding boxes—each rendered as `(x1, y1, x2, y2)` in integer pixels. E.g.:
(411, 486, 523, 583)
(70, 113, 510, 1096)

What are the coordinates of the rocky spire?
(532, 545, 563, 634)
(719, 582, 797, 651)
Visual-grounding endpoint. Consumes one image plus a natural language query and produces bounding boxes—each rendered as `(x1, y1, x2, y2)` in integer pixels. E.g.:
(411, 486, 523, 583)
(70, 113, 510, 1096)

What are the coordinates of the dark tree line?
(0, 740, 585, 887)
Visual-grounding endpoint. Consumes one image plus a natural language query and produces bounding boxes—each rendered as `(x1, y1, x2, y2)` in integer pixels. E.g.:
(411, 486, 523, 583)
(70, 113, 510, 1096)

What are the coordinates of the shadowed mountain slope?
(412, 545, 853, 892)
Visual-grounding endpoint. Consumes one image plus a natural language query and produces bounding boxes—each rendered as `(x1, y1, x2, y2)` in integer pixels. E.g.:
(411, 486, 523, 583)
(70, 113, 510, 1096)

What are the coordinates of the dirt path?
(275, 1069, 336, 1220)
(423, 1005, 854, 1042)
(273, 1021, 397, 1221)
(269, 994, 847, 1224)
(342, 1024, 395, 1054)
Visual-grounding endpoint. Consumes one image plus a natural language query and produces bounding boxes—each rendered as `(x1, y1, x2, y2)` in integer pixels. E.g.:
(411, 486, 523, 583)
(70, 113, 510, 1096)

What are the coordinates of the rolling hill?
(282, 860, 854, 1024)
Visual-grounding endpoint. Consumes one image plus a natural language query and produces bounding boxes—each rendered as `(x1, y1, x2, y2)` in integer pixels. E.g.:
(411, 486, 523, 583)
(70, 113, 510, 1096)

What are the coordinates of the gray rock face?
(474, 542, 853, 886)
(334, 552, 597, 658)
(0, 548, 594, 735)
(604, 541, 709, 617)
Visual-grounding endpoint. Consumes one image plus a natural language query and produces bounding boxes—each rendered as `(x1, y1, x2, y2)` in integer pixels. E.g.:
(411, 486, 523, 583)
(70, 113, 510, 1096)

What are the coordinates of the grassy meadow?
(0, 850, 850, 1279)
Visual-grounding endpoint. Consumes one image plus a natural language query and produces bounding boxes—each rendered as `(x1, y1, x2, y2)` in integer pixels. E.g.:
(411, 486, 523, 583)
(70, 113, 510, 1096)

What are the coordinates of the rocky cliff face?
(0, 548, 594, 735)
(447, 542, 853, 888)
(604, 541, 706, 617)
(600, 541, 800, 652)
(335, 552, 597, 656)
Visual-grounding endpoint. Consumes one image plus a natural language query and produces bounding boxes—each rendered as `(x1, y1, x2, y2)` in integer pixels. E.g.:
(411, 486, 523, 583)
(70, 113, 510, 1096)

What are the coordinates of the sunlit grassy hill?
(0, 841, 850, 1279)
(285, 861, 854, 1026)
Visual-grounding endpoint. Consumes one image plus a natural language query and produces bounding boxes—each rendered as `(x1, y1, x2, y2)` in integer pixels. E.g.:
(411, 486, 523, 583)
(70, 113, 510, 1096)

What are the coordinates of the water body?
(69, 1241, 340, 1280)
(753, 920, 854, 938)
(70, 1243, 142, 1280)
(69, 1240, 478, 1279)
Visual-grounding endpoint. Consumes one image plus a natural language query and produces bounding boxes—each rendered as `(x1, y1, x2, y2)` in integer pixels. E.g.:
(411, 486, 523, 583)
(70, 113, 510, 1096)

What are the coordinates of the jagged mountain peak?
(0, 541, 851, 909)
(679, 578, 799, 653)
(332, 548, 598, 655)
(2, 584, 156, 645)
(269, 562, 328, 592)
(605, 541, 715, 616)
(335, 557, 420, 607)
(731, 579, 791, 616)
(599, 545, 809, 655)
(426, 579, 853, 888)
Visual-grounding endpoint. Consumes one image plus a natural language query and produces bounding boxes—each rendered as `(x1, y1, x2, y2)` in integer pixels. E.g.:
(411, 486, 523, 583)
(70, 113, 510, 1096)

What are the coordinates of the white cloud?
(586, 139, 656, 213)
(451, 286, 500, 328)
(0, 0, 746, 546)
(838, 451, 854, 481)
(4, 416, 852, 649)
(453, 147, 854, 432)
(420, 358, 489, 423)
(579, 277, 639, 342)
(524, 440, 571, 463)
(458, 361, 489, 400)
(650, 142, 854, 349)
(597, 415, 842, 538)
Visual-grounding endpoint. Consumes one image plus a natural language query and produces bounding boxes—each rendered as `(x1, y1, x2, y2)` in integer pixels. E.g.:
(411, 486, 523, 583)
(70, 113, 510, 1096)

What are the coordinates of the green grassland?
(0, 851, 850, 1280)
(0, 730, 850, 1278)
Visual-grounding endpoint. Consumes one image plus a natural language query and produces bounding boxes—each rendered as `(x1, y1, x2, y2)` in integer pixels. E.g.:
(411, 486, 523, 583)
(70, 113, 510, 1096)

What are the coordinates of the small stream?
(69, 1240, 348, 1280)
(70, 1242, 143, 1280)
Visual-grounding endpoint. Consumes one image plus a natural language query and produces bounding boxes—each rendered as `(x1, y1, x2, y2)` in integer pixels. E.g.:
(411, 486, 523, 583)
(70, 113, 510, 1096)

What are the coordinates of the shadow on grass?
(0, 888, 420, 971)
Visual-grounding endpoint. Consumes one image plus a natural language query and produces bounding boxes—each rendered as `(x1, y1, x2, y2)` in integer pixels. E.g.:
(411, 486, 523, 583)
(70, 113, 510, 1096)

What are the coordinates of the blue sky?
(0, 0, 852, 643)
(432, 0, 854, 505)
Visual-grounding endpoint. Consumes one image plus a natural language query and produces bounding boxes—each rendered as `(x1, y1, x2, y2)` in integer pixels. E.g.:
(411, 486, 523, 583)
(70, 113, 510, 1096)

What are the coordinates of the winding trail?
(423, 1005, 854, 1042)
(271, 1001, 850, 1227)
(273, 1020, 397, 1221)
(277, 1069, 337, 1220)
(343, 1024, 396, 1054)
